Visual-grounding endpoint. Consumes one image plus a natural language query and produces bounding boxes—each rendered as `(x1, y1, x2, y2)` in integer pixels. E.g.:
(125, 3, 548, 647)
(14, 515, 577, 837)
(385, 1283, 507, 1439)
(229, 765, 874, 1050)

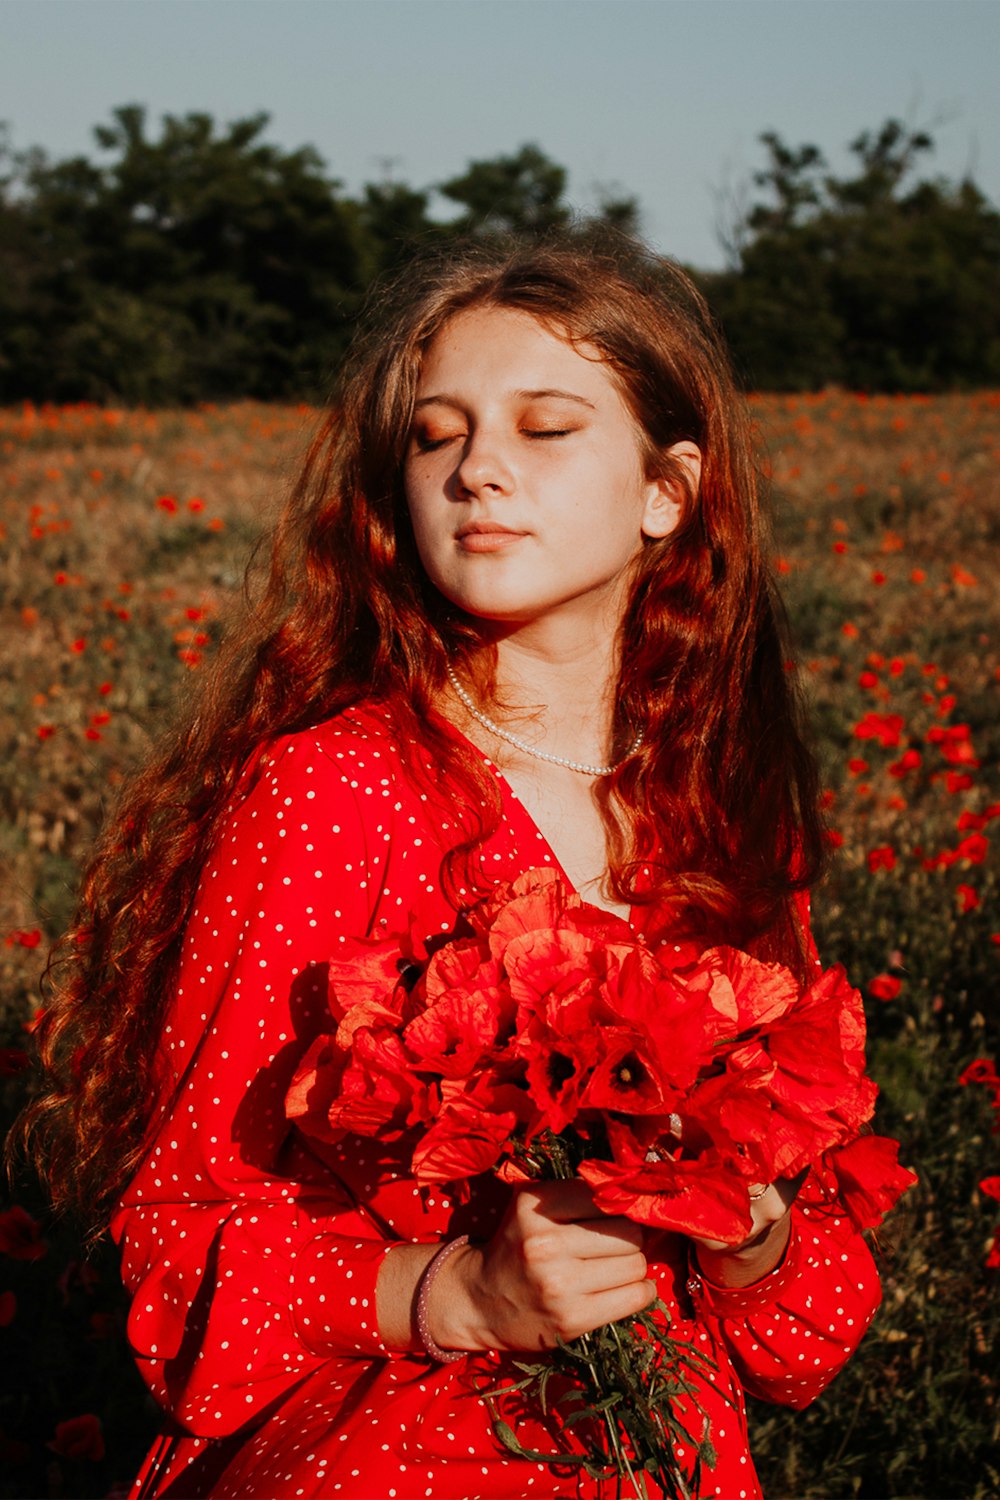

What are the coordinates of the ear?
(640, 440, 702, 540)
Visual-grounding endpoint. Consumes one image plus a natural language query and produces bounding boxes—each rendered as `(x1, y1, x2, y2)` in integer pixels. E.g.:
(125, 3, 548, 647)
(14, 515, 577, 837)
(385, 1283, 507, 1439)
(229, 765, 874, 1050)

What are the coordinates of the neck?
(462, 621, 623, 770)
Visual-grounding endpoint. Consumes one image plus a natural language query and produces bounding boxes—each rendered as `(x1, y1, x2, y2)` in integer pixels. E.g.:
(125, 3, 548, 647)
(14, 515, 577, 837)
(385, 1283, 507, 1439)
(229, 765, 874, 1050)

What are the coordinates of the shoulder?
(236, 701, 431, 841)
(256, 702, 411, 796)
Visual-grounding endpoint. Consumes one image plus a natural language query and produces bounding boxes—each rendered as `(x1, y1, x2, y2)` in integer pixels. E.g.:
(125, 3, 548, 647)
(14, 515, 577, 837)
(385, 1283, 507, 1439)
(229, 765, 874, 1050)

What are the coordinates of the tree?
(0, 106, 368, 402)
(439, 144, 571, 237)
(703, 120, 1000, 390)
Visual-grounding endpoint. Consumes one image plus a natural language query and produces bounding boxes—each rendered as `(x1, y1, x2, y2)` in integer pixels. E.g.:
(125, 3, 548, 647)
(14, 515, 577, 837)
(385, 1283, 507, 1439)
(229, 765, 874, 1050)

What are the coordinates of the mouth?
(455, 522, 528, 553)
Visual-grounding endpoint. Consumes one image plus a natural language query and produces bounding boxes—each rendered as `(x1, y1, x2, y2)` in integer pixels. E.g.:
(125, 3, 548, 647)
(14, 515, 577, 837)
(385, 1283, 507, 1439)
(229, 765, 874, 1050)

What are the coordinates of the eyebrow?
(413, 388, 597, 412)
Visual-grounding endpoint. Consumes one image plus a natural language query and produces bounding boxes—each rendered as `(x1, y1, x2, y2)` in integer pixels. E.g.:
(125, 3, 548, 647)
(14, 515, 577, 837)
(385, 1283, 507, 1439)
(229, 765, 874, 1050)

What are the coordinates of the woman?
(25, 234, 882, 1497)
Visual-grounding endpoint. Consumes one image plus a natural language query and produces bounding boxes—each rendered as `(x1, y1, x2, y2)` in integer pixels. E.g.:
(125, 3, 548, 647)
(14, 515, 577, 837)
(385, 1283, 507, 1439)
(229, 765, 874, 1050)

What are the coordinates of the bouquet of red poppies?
(285, 868, 914, 1497)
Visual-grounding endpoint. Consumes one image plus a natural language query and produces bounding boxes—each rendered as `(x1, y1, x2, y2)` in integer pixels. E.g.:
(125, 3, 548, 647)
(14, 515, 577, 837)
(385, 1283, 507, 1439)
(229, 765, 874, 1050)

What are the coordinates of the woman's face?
(403, 306, 696, 636)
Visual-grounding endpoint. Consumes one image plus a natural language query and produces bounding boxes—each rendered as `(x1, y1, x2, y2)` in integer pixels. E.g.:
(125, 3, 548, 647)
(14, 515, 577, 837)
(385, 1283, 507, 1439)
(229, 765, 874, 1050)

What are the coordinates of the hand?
(691, 1171, 807, 1289)
(430, 1180, 657, 1354)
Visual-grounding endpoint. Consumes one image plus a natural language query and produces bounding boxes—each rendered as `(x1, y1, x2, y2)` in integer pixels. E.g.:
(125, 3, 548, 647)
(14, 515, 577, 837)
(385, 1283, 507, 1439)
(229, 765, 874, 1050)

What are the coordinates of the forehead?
(416, 305, 620, 403)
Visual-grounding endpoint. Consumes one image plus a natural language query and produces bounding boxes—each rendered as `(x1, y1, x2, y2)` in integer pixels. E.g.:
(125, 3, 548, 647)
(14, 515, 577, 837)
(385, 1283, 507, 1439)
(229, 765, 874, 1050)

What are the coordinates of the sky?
(1, 0, 998, 269)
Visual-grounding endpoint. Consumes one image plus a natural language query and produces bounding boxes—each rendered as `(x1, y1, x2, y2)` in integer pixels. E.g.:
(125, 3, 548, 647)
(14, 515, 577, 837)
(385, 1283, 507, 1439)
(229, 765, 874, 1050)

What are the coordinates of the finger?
(518, 1178, 605, 1223)
(696, 1168, 811, 1253)
(568, 1215, 646, 1257)
(571, 1279, 659, 1338)
(557, 1249, 650, 1298)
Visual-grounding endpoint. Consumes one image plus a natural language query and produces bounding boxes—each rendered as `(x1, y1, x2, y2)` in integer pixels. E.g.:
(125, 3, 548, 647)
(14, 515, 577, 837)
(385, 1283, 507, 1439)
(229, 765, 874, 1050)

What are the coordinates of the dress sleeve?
(686, 1187, 882, 1408)
(111, 732, 403, 1439)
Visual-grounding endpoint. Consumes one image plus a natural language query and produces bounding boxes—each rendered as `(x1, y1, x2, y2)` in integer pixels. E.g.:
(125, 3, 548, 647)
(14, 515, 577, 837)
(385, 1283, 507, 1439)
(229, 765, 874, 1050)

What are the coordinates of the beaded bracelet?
(415, 1234, 470, 1363)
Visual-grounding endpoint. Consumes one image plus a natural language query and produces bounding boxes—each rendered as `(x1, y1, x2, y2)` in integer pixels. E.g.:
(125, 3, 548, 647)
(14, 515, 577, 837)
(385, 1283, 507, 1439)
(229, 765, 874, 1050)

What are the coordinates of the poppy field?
(1, 394, 998, 1498)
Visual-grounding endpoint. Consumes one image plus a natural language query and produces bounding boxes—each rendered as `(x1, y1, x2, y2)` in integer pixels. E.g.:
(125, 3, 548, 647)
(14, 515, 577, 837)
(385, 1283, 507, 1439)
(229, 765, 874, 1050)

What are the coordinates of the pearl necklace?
(446, 665, 643, 778)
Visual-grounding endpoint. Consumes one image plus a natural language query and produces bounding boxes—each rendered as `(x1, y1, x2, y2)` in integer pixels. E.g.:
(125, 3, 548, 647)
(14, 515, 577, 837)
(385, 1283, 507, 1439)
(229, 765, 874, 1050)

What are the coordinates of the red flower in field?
(945, 773, 974, 794)
(53, 570, 68, 585)
(888, 749, 921, 777)
(888, 657, 905, 676)
(848, 758, 869, 777)
(853, 712, 904, 747)
(957, 811, 986, 832)
(841, 622, 859, 639)
(70, 637, 86, 653)
(955, 834, 988, 865)
(981, 1177, 1000, 1202)
(858, 670, 879, 690)
(868, 975, 902, 1001)
(7, 928, 41, 948)
(98, 681, 113, 696)
(85, 727, 102, 741)
(187, 497, 205, 512)
(48, 1414, 105, 1462)
(959, 1060, 1000, 1104)
(0, 1206, 47, 1260)
(956, 884, 980, 913)
(156, 493, 178, 513)
(950, 564, 978, 587)
(833, 541, 848, 555)
(867, 847, 897, 873)
(871, 571, 886, 586)
(36, 724, 56, 740)
(825, 829, 844, 849)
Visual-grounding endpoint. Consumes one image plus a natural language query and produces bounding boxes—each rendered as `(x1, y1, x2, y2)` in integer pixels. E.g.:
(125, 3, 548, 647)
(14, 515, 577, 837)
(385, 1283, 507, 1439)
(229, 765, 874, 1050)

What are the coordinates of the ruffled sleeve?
(686, 1188, 881, 1408)
(112, 729, 405, 1437)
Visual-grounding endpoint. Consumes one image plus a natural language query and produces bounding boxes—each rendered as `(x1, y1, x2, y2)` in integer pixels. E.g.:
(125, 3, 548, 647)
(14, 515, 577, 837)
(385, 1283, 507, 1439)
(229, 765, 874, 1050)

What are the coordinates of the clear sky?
(1, 0, 997, 269)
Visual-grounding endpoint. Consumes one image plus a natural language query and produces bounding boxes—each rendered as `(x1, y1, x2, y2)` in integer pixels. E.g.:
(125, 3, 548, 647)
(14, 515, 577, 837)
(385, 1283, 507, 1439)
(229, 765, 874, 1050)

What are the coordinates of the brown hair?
(16, 231, 824, 1232)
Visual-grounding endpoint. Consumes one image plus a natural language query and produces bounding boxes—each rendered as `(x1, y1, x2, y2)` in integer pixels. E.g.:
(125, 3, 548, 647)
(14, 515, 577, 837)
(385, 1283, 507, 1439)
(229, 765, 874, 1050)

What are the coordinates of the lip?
(455, 523, 528, 553)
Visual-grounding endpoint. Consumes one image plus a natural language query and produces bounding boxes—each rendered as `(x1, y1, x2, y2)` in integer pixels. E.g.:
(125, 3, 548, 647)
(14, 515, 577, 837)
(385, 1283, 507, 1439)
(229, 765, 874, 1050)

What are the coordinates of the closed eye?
(522, 428, 574, 440)
(412, 432, 464, 452)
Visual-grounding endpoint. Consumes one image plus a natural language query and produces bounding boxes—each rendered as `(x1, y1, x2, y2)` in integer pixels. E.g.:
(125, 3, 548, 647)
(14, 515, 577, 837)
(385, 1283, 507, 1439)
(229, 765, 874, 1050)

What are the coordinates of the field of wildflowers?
(1, 394, 998, 1498)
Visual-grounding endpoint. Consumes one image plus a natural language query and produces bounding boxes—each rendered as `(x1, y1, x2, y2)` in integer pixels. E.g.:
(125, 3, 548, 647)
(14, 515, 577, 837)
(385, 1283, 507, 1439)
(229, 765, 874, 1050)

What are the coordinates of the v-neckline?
(437, 714, 639, 929)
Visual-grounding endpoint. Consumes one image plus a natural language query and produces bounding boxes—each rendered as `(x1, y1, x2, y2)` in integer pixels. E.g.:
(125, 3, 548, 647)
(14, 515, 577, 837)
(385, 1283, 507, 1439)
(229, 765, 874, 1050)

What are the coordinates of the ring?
(748, 1183, 770, 1201)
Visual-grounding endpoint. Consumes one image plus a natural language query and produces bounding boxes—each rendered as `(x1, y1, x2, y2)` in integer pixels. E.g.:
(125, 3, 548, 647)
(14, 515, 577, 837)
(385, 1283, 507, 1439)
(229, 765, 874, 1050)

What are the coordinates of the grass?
(1, 392, 998, 1498)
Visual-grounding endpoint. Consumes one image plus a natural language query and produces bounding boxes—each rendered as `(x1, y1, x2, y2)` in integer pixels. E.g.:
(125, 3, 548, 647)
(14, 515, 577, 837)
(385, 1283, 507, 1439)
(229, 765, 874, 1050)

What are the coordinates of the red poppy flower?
(853, 712, 904, 748)
(579, 1150, 752, 1243)
(48, 1414, 105, 1462)
(868, 975, 901, 1001)
(0, 1206, 47, 1261)
(867, 847, 897, 873)
(815, 1136, 918, 1231)
(955, 834, 988, 865)
(957, 884, 980, 913)
(412, 1078, 531, 1184)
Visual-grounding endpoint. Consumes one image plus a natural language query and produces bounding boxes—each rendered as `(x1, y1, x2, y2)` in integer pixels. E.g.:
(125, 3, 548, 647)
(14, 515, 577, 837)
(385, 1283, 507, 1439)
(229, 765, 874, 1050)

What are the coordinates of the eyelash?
(414, 428, 573, 452)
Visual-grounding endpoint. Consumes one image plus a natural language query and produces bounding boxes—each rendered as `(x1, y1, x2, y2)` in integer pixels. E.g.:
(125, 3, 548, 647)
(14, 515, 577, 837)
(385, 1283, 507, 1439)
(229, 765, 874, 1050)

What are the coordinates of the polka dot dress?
(114, 704, 882, 1499)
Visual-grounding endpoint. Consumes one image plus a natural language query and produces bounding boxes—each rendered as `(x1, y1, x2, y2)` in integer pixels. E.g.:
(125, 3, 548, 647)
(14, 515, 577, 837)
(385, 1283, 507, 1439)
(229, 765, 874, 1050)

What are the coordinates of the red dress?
(116, 704, 881, 1500)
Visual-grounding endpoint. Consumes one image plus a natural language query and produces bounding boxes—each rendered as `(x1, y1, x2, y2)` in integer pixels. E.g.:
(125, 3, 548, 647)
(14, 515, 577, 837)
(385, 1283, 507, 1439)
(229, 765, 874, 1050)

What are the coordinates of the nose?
(452, 427, 514, 500)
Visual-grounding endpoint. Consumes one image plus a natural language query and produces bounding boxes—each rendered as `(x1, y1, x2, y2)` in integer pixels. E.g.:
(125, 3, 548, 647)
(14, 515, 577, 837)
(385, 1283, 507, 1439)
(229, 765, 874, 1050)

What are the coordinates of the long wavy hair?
(16, 231, 824, 1233)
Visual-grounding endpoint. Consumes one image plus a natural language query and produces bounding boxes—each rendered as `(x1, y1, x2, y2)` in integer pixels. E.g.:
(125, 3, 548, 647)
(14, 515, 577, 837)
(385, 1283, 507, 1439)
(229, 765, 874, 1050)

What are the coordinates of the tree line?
(1, 107, 997, 403)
